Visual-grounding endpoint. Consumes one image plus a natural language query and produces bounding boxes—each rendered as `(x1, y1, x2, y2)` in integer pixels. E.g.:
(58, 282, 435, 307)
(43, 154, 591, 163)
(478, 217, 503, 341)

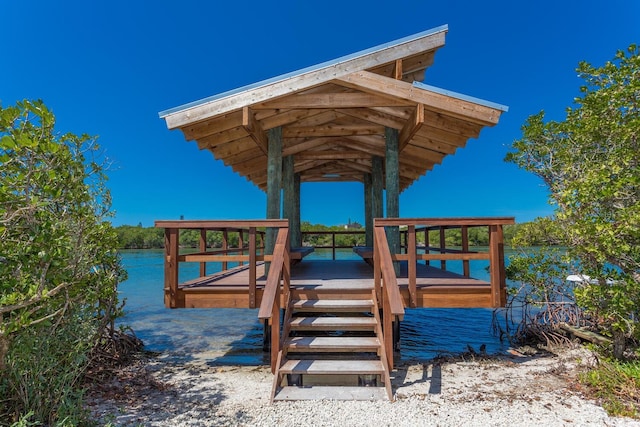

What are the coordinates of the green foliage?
(579, 358, 640, 418)
(505, 45, 640, 357)
(115, 224, 164, 249)
(0, 100, 125, 424)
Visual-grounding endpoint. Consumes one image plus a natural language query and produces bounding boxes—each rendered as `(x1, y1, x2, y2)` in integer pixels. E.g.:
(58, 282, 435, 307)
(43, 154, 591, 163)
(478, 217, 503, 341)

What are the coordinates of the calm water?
(118, 249, 510, 365)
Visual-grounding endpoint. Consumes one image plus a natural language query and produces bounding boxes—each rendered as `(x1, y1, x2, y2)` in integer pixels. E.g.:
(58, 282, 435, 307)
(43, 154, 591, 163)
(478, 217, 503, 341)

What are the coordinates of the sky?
(2, 1, 638, 227)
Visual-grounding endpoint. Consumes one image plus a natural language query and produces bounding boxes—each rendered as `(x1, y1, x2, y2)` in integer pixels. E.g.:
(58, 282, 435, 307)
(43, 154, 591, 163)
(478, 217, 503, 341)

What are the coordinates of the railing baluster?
(461, 225, 470, 277)
(199, 229, 207, 277)
(249, 227, 256, 309)
(408, 225, 416, 308)
(439, 226, 446, 270)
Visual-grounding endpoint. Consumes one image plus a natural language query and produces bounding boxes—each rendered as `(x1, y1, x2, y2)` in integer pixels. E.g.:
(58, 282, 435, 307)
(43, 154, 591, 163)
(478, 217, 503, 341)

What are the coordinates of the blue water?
(118, 249, 510, 365)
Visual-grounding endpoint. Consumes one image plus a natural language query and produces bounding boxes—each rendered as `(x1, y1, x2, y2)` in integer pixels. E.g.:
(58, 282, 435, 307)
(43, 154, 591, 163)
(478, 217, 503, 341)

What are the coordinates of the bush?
(0, 100, 125, 425)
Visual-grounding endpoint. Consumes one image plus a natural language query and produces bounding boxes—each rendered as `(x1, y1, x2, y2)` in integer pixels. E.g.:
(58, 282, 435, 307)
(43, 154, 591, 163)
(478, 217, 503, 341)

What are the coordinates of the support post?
(371, 156, 383, 220)
(385, 127, 400, 275)
(364, 173, 373, 247)
(266, 127, 283, 275)
(283, 155, 298, 249)
(293, 173, 301, 247)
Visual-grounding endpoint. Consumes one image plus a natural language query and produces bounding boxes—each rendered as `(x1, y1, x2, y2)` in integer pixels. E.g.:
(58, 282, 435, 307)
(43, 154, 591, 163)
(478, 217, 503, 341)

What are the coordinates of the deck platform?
(169, 259, 493, 309)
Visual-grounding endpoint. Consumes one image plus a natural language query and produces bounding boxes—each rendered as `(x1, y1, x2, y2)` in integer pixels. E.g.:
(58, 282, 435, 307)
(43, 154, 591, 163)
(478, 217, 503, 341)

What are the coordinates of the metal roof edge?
(159, 25, 449, 119)
(412, 81, 509, 112)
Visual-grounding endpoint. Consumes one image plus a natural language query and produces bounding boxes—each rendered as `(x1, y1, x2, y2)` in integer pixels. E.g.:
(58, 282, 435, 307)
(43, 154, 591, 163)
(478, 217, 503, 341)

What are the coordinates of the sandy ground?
(86, 347, 639, 427)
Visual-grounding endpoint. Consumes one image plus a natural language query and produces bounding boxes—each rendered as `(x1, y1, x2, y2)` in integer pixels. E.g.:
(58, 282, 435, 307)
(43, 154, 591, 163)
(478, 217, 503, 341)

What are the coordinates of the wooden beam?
(394, 59, 403, 80)
(282, 137, 336, 157)
(182, 110, 243, 140)
(260, 109, 329, 130)
(283, 123, 384, 138)
(196, 126, 247, 150)
(410, 134, 457, 155)
(210, 136, 257, 160)
(242, 107, 268, 155)
(399, 104, 424, 151)
(336, 71, 503, 125)
(338, 108, 405, 129)
(259, 92, 413, 110)
(295, 150, 370, 161)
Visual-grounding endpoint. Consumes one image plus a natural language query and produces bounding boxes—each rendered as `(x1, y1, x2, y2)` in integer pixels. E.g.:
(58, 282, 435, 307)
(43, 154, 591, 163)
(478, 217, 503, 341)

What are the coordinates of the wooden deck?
(170, 259, 494, 309)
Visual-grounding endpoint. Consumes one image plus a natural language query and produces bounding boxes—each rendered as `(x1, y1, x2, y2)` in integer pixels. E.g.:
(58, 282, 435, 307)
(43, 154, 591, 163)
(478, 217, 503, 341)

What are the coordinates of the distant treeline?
(115, 221, 544, 250)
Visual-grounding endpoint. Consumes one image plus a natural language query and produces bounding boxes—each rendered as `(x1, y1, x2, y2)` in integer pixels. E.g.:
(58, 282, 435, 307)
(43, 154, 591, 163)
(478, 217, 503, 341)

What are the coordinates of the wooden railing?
(301, 230, 365, 259)
(257, 227, 290, 373)
(373, 225, 405, 369)
(154, 220, 285, 309)
(375, 217, 515, 309)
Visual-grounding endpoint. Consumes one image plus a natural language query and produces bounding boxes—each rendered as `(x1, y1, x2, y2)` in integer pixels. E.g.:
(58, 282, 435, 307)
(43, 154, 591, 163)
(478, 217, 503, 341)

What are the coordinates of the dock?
(155, 217, 512, 401)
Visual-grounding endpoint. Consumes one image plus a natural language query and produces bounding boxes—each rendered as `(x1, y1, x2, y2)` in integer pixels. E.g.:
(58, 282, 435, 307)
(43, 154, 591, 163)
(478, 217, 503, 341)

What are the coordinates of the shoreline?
(86, 347, 639, 426)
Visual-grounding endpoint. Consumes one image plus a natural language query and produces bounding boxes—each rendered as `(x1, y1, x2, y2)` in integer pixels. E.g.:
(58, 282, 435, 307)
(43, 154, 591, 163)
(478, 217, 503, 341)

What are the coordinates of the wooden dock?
(155, 218, 513, 401)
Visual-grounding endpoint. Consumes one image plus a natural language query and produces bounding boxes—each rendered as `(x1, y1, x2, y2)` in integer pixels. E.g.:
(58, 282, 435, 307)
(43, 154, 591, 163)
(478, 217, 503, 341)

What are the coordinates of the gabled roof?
(160, 25, 508, 191)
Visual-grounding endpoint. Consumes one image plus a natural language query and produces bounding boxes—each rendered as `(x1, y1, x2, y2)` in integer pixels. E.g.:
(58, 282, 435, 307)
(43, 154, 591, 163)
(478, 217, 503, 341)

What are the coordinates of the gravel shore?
(87, 347, 639, 426)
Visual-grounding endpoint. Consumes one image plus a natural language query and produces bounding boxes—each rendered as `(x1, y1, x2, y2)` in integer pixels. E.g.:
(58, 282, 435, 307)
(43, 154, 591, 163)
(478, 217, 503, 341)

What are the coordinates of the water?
(118, 249, 510, 365)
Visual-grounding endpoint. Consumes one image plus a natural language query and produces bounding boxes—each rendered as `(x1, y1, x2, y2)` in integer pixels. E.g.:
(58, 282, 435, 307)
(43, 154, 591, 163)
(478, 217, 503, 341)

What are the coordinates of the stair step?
(290, 316, 377, 331)
(291, 299, 373, 312)
(285, 336, 380, 352)
(274, 386, 387, 401)
(279, 359, 384, 375)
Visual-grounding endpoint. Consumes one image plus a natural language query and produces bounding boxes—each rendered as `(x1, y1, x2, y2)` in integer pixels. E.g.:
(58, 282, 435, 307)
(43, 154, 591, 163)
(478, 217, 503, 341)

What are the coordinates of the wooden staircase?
(270, 285, 393, 402)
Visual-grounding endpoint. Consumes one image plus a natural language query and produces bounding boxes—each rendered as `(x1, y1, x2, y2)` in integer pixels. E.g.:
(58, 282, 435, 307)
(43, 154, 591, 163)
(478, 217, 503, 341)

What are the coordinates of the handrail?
(373, 225, 405, 369)
(258, 227, 290, 373)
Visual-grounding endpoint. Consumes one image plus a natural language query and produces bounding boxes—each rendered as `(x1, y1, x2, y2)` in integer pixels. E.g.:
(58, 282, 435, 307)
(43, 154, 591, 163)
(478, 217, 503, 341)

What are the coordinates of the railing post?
(332, 232, 336, 260)
(222, 229, 229, 271)
(164, 228, 180, 308)
(489, 225, 507, 307)
(238, 229, 245, 266)
(439, 226, 446, 270)
(425, 228, 430, 266)
(408, 225, 417, 308)
(461, 225, 470, 277)
(249, 227, 257, 309)
(374, 229, 381, 304)
(199, 229, 207, 277)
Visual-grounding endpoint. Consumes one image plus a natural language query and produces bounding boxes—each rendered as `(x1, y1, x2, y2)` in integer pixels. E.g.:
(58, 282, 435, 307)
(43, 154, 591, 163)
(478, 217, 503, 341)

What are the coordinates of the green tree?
(506, 45, 640, 358)
(0, 100, 125, 424)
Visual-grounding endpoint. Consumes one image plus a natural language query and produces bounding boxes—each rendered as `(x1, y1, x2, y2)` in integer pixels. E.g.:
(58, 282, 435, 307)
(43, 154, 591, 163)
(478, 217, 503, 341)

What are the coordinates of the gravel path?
(86, 348, 639, 426)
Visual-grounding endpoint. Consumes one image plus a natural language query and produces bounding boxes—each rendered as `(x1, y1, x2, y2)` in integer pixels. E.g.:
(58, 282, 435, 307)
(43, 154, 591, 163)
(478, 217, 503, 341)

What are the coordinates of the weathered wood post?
(364, 173, 373, 247)
(266, 127, 282, 275)
(385, 127, 400, 276)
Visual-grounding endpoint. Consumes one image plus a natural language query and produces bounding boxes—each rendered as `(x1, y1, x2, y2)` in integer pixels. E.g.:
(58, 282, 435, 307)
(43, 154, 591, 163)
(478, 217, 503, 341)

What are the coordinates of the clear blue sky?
(3, 1, 638, 226)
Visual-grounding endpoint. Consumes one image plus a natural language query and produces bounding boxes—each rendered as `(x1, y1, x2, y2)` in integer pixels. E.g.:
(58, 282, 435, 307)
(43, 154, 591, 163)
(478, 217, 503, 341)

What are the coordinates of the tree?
(505, 45, 640, 358)
(0, 100, 126, 424)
